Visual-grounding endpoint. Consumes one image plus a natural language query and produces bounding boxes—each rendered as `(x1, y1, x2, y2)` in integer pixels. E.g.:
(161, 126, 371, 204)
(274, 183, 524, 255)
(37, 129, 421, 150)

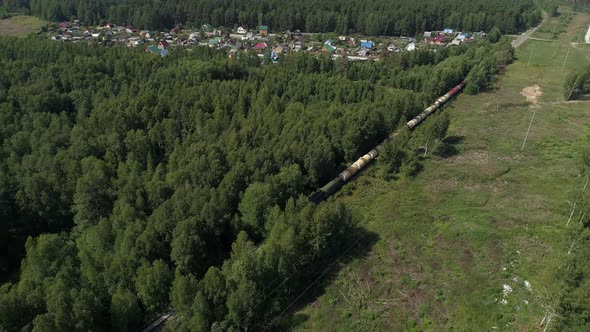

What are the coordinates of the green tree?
(110, 286, 142, 332)
(170, 271, 198, 316)
(223, 232, 260, 329)
(488, 26, 502, 43)
(135, 259, 173, 313)
(72, 157, 113, 228)
(238, 182, 276, 237)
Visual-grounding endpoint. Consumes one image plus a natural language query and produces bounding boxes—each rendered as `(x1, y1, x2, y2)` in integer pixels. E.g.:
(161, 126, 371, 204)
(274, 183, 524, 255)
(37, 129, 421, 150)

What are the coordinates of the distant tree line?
(0, 36, 513, 331)
(0, 0, 541, 35)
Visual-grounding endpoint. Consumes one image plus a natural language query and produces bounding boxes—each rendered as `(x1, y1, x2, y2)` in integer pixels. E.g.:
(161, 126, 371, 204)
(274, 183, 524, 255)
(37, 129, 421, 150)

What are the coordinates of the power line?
(527, 43, 535, 67)
(561, 48, 570, 72)
(234, 225, 366, 328)
(521, 109, 537, 150)
(284, 239, 375, 332)
(263, 233, 368, 331)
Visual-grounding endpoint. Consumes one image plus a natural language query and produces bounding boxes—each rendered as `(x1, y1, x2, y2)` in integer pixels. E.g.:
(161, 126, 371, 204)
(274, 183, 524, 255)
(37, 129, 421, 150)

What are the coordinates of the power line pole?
(527, 43, 535, 67)
(561, 48, 570, 72)
(521, 109, 536, 150)
(567, 75, 582, 101)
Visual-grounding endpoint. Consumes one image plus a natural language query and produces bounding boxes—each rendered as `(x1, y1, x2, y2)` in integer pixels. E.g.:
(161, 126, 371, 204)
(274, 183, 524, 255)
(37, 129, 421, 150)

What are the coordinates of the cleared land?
(287, 8, 590, 332)
(0, 15, 46, 37)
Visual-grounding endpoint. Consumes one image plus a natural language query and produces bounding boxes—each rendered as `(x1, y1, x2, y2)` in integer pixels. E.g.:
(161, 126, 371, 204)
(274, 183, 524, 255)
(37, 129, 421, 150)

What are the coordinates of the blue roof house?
(360, 41, 373, 49)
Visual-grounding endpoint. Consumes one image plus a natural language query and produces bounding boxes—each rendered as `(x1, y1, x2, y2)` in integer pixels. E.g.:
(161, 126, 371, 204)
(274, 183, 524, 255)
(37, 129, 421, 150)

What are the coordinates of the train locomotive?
(309, 81, 466, 203)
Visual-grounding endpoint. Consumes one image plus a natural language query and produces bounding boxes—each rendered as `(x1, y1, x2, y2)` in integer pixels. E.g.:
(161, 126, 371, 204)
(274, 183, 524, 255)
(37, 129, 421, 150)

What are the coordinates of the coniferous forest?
(1, 0, 542, 35)
(0, 32, 516, 330)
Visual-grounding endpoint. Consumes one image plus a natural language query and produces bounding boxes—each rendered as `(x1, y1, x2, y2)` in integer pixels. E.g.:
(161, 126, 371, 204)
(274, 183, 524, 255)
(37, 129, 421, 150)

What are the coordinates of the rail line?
(309, 81, 466, 203)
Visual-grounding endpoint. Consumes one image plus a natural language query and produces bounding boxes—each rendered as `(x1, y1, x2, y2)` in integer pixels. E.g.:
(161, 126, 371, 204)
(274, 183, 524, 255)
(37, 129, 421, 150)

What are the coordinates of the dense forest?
(1, 0, 542, 35)
(0, 34, 513, 330)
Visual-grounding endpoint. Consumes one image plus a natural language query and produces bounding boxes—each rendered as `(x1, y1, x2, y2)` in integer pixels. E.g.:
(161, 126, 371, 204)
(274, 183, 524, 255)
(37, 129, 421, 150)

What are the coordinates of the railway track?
(310, 81, 466, 203)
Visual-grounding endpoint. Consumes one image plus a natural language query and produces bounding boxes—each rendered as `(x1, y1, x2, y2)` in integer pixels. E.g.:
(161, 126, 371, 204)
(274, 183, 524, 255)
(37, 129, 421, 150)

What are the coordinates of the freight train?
(309, 81, 466, 203)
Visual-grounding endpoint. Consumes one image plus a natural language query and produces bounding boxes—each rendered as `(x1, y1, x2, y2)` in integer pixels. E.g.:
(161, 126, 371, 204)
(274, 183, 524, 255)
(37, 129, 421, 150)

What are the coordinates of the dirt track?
(511, 15, 547, 48)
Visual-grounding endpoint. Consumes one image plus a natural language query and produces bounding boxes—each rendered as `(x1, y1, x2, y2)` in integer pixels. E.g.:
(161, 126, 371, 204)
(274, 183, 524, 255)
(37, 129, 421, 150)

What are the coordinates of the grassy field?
(0, 15, 47, 37)
(285, 8, 590, 332)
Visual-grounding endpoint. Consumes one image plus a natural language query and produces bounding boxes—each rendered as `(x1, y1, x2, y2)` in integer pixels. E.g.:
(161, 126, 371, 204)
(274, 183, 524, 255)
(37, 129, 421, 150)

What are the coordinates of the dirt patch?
(520, 85, 543, 106)
(449, 151, 491, 165)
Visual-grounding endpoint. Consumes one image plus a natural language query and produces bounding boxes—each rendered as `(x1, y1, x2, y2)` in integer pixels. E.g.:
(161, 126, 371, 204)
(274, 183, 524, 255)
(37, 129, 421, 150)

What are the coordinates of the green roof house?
(258, 25, 269, 36)
(209, 37, 222, 46)
(323, 43, 336, 53)
(147, 45, 161, 54)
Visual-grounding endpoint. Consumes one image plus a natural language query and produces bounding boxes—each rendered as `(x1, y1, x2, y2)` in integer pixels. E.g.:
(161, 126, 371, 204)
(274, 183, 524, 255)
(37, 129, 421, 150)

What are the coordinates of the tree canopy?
(0, 35, 514, 330)
(2, 0, 541, 35)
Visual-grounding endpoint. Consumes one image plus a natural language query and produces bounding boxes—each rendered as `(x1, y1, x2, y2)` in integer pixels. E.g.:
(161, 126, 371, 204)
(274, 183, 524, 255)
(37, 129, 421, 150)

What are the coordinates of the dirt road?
(511, 17, 545, 48)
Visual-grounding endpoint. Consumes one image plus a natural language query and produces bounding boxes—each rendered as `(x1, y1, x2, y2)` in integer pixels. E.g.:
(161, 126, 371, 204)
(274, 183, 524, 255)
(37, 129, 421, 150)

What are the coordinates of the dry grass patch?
(0, 16, 46, 37)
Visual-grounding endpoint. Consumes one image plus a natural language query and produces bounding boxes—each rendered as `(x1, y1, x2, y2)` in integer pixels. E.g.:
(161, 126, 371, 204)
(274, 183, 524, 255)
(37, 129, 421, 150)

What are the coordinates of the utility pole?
(527, 43, 535, 67)
(561, 48, 570, 72)
(521, 109, 536, 150)
(567, 75, 582, 101)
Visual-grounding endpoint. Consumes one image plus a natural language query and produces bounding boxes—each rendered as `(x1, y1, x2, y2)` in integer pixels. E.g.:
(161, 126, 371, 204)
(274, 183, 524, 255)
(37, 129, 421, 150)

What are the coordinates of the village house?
(158, 40, 169, 49)
(96, 23, 115, 30)
(406, 42, 416, 51)
(255, 42, 268, 51)
(140, 31, 157, 39)
(285, 29, 302, 40)
(323, 43, 336, 53)
(127, 38, 142, 47)
(427, 35, 446, 44)
(237, 26, 247, 34)
(360, 40, 373, 49)
(209, 37, 222, 47)
(291, 37, 305, 51)
(258, 25, 269, 36)
(231, 42, 243, 51)
(271, 51, 279, 63)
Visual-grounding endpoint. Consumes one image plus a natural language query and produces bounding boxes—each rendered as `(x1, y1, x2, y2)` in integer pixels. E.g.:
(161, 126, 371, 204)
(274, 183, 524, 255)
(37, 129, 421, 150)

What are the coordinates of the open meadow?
(291, 8, 590, 332)
(0, 15, 46, 37)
